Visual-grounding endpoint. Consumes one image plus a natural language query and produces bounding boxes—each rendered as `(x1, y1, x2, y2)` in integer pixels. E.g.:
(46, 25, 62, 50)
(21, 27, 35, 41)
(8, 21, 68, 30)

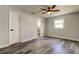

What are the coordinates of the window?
(54, 19, 64, 29)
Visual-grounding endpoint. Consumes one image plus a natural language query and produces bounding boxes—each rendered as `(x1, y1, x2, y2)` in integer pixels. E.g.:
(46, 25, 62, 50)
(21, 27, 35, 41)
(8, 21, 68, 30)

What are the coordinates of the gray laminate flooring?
(0, 37, 79, 54)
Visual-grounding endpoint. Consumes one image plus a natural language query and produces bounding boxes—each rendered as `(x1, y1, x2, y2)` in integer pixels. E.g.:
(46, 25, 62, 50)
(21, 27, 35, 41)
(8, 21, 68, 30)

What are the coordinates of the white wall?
(21, 13, 45, 41)
(0, 6, 45, 48)
(21, 13, 38, 42)
(0, 6, 9, 47)
(40, 18, 45, 37)
(45, 13, 79, 41)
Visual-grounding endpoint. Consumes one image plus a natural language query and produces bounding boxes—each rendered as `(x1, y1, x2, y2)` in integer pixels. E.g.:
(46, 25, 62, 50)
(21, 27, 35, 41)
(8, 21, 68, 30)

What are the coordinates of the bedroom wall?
(21, 13, 45, 41)
(21, 13, 38, 42)
(40, 18, 45, 37)
(0, 6, 9, 47)
(0, 6, 44, 48)
(45, 12, 79, 41)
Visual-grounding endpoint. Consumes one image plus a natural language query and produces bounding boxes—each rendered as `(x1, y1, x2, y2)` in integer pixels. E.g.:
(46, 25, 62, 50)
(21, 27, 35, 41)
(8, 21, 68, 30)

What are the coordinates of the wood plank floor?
(0, 37, 79, 54)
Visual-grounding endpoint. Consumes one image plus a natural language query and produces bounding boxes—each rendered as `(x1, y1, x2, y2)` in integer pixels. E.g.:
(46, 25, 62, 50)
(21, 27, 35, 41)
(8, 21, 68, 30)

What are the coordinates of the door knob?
(10, 29, 14, 31)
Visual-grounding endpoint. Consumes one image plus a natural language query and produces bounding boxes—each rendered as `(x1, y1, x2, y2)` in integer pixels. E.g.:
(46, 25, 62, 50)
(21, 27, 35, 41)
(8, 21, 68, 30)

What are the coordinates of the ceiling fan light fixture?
(41, 5, 60, 14)
(47, 12, 51, 15)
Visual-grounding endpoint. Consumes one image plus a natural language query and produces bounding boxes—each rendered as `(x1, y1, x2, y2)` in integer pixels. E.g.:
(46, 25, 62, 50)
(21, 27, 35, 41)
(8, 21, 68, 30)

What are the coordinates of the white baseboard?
(48, 35, 79, 41)
(0, 37, 37, 49)
(0, 44, 10, 49)
(21, 37, 37, 42)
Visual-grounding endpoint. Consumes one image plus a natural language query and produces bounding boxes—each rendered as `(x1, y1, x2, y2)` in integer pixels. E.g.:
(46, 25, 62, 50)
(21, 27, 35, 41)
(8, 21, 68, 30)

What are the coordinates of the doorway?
(37, 19, 41, 37)
(9, 10, 21, 45)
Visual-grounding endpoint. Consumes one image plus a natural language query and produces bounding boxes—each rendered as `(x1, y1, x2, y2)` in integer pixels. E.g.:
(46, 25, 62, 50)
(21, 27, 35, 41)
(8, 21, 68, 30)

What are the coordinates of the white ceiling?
(11, 5, 79, 17)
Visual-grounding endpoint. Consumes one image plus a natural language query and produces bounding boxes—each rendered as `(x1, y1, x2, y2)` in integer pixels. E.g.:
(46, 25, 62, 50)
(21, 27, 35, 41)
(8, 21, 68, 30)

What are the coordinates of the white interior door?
(9, 10, 21, 45)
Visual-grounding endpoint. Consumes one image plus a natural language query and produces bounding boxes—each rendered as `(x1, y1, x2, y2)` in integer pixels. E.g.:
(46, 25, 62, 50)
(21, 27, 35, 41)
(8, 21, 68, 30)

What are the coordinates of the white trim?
(48, 35, 79, 41)
(21, 37, 37, 42)
(0, 37, 37, 49)
(0, 44, 10, 49)
(9, 10, 21, 45)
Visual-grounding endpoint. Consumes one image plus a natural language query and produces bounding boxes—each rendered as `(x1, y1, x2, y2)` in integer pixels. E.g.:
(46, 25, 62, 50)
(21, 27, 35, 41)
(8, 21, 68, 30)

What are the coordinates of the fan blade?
(52, 5, 56, 9)
(41, 8, 47, 11)
(52, 10, 60, 12)
(42, 12, 47, 14)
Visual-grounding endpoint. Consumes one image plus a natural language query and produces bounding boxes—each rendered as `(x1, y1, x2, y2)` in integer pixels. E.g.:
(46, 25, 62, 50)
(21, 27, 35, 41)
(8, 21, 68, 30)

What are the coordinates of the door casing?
(9, 10, 21, 45)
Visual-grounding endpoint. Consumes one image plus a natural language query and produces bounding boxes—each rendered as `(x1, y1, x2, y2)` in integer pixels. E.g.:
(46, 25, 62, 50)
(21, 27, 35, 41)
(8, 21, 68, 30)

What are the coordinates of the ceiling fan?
(41, 5, 60, 14)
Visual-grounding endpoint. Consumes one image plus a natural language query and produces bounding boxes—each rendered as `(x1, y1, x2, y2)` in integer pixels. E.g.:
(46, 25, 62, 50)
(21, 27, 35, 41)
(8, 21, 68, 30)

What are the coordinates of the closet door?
(9, 10, 21, 44)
